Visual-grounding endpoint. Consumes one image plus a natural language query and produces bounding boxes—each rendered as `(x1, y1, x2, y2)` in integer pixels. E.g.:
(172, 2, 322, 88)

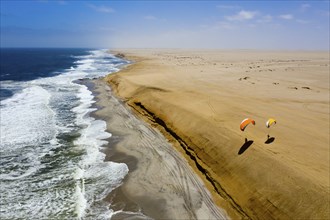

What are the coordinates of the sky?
(1, 0, 329, 50)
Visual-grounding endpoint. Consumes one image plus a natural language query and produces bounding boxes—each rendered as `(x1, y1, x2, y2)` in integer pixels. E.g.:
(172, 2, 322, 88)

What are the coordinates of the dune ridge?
(106, 49, 329, 219)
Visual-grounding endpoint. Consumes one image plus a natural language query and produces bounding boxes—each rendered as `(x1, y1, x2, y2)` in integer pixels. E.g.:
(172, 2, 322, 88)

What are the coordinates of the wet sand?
(92, 79, 227, 219)
(104, 49, 329, 219)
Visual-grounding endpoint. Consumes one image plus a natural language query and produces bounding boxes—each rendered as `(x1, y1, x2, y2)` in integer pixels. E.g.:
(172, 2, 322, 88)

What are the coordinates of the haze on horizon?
(1, 0, 329, 50)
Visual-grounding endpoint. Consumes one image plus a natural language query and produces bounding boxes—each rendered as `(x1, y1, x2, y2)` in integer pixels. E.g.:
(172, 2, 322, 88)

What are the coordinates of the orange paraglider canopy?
(240, 118, 255, 131)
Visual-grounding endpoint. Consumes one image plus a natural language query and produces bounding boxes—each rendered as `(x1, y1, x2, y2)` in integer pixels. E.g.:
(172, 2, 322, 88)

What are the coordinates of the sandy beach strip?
(91, 79, 228, 219)
(104, 49, 330, 219)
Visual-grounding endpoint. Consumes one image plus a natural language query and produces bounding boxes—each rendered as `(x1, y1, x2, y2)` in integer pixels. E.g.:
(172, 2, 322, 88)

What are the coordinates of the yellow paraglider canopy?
(266, 118, 276, 128)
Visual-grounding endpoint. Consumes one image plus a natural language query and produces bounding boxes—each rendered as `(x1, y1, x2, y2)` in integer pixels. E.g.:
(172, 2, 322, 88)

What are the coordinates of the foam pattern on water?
(0, 49, 130, 219)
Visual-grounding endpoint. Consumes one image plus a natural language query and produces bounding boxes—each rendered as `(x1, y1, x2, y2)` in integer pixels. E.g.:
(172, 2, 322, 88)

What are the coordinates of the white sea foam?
(0, 166, 39, 181)
(72, 80, 128, 218)
(0, 49, 130, 219)
(0, 86, 55, 147)
(110, 210, 153, 220)
(69, 50, 129, 218)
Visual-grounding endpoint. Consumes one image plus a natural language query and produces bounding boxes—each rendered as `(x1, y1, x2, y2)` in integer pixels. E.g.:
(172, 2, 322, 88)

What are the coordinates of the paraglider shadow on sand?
(265, 136, 275, 144)
(238, 140, 254, 155)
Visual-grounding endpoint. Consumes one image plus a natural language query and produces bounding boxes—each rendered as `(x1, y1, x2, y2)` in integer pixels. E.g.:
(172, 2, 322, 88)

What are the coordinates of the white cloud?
(322, 10, 330, 17)
(300, 4, 310, 12)
(216, 21, 236, 30)
(257, 15, 272, 23)
(88, 4, 114, 13)
(144, 15, 157, 20)
(248, 23, 257, 28)
(279, 14, 293, 20)
(225, 10, 258, 21)
(296, 19, 310, 24)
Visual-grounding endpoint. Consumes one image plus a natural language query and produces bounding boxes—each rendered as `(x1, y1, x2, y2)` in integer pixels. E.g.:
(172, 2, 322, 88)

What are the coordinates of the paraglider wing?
(266, 118, 276, 128)
(240, 118, 256, 131)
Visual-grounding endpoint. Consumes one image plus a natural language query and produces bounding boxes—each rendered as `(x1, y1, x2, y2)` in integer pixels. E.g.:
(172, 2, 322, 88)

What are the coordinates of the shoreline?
(91, 79, 228, 219)
(105, 49, 329, 219)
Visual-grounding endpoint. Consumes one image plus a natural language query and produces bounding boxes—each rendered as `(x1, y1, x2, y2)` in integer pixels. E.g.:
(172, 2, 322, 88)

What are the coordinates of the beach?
(92, 79, 227, 219)
(101, 49, 329, 219)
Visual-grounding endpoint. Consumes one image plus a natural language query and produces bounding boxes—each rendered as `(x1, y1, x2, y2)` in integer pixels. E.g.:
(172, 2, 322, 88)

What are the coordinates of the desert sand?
(92, 80, 227, 219)
(104, 49, 329, 219)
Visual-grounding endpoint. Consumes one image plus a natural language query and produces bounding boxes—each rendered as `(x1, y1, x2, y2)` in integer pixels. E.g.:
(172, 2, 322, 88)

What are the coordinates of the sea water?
(0, 48, 129, 219)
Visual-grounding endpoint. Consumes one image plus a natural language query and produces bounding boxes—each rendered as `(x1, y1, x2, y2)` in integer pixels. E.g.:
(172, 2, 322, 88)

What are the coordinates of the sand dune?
(105, 49, 329, 219)
(92, 80, 227, 219)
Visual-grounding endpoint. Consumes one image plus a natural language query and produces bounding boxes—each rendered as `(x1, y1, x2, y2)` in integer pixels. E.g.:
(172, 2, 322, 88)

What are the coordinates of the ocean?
(0, 48, 130, 219)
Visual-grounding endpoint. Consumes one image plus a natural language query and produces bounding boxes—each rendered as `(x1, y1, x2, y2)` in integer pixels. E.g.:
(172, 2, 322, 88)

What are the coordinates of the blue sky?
(1, 0, 329, 50)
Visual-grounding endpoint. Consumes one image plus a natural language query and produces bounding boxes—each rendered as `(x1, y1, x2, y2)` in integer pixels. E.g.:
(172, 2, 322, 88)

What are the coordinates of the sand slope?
(93, 80, 227, 219)
(106, 49, 329, 219)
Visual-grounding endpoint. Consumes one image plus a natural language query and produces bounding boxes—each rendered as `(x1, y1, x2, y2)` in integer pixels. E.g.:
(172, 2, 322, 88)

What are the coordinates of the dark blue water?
(1, 48, 90, 81)
(0, 48, 91, 100)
